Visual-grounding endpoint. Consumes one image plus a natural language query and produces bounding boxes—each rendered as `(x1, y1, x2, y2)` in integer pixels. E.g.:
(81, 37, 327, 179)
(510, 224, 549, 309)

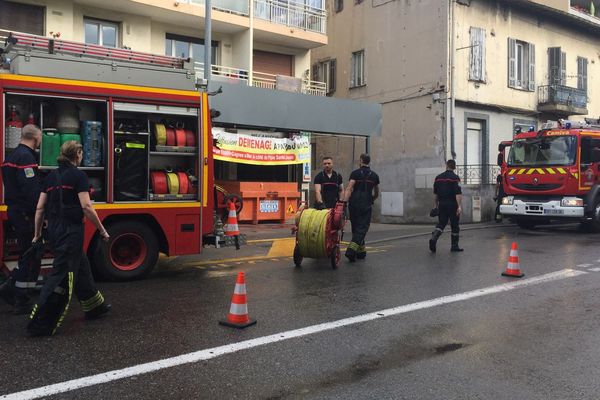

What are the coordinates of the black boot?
(450, 234, 464, 252)
(0, 277, 16, 306)
(27, 293, 66, 337)
(345, 244, 357, 262)
(85, 303, 112, 320)
(429, 229, 442, 253)
(13, 288, 32, 315)
(356, 245, 367, 260)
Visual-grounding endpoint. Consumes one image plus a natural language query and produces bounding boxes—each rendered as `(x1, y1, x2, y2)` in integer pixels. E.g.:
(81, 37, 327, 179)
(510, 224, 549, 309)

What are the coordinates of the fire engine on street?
(499, 119, 600, 231)
(0, 31, 218, 280)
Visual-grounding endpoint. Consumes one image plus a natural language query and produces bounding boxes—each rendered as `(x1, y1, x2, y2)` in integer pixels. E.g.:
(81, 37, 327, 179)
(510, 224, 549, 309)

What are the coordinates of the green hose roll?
(297, 208, 330, 258)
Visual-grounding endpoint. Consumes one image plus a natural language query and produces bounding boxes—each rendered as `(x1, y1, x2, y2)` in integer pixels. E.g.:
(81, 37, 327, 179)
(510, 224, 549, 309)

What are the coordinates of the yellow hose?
(297, 208, 330, 258)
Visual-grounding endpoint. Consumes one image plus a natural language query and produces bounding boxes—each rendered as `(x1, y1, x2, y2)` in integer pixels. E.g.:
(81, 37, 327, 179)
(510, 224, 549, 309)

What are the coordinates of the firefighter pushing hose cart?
(292, 201, 346, 269)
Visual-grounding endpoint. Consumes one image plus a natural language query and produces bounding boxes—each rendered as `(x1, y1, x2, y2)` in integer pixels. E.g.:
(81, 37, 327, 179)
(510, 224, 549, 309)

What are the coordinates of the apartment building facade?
(1, 0, 381, 202)
(312, 0, 600, 222)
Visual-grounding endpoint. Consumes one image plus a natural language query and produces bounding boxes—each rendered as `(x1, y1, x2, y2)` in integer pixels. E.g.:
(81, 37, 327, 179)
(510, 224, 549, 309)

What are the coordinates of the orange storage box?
(217, 181, 300, 224)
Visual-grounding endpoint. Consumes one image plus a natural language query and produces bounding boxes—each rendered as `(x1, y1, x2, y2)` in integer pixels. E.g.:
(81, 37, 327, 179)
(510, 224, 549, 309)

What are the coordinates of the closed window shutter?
(508, 38, 516, 87)
(329, 59, 337, 94)
(528, 43, 535, 91)
(560, 51, 566, 86)
(578, 57, 588, 91)
(469, 27, 485, 81)
(548, 47, 561, 85)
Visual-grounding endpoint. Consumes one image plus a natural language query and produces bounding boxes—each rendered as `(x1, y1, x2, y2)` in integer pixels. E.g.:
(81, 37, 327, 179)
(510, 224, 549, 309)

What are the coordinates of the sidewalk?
(169, 222, 509, 266)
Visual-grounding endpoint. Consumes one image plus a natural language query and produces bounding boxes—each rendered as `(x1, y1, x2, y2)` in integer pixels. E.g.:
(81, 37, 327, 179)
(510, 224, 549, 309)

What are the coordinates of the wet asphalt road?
(2, 224, 600, 399)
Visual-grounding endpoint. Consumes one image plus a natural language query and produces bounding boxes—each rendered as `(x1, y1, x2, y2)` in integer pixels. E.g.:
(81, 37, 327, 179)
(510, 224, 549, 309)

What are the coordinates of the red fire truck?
(498, 119, 600, 231)
(1, 32, 216, 280)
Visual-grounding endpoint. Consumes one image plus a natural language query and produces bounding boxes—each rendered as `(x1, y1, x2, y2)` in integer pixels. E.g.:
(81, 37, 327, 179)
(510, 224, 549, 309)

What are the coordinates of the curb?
(366, 224, 516, 245)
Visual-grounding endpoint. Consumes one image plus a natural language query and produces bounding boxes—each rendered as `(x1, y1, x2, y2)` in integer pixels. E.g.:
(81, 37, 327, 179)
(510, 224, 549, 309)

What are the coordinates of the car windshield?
(507, 136, 577, 166)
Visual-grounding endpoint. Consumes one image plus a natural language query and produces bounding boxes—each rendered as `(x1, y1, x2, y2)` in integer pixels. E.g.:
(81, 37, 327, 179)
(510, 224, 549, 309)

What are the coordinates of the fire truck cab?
(1, 32, 215, 280)
(499, 119, 600, 230)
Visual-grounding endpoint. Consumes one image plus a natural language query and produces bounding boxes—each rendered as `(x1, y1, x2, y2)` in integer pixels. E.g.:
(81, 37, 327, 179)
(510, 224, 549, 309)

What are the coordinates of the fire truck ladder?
(1, 31, 185, 70)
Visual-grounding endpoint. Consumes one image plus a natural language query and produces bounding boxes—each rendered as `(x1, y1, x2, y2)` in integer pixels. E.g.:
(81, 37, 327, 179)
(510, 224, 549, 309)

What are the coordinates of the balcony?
(194, 62, 326, 96)
(456, 165, 500, 186)
(537, 84, 588, 116)
(178, 0, 326, 34)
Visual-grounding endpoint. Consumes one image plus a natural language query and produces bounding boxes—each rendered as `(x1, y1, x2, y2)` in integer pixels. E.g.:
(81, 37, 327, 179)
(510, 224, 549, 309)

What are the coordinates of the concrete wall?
(312, 0, 450, 223)
(454, 0, 600, 119)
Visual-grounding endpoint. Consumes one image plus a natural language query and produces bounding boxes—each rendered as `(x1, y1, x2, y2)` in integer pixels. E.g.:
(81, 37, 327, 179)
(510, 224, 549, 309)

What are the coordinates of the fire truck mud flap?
(91, 221, 159, 281)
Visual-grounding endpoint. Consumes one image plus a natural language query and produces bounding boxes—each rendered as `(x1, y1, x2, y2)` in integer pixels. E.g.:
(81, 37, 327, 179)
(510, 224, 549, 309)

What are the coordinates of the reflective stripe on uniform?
(81, 291, 104, 312)
(15, 281, 37, 288)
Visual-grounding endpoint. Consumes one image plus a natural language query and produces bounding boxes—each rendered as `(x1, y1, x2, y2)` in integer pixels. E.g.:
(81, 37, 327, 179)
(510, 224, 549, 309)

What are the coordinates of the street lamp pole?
(204, 0, 212, 84)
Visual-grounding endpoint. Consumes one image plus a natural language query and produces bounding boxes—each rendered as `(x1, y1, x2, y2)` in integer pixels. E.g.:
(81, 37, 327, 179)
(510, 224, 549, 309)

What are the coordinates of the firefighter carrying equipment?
(296, 208, 330, 259)
(155, 123, 167, 146)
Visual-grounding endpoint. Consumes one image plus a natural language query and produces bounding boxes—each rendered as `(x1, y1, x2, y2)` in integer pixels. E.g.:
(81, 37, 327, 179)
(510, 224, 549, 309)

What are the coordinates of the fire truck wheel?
(91, 221, 159, 281)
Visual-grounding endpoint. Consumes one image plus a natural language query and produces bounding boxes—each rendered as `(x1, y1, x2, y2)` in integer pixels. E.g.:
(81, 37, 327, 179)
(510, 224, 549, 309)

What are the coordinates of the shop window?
(165, 33, 218, 63)
(84, 18, 119, 48)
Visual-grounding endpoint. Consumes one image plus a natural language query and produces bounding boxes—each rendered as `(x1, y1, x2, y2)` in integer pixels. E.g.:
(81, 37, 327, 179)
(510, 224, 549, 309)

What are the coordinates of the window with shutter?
(469, 27, 486, 82)
(548, 47, 561, 85)
(329, 59, 337, 94)
(528, 43, 535, 92)
(0, 0, 44, 35)
(560, 51, 567, 85)
(508, 38, 535, 90)
(334, 0, 343, 12)
(350, 50, 365, 88)
(508, 38, 516, 88)
(577, 56, 588, 91)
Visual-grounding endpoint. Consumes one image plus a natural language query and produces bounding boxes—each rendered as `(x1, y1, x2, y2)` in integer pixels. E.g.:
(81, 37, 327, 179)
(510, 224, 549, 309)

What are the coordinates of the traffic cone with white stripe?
(219, 272, 256, 329)
(224, 201, 240, 237)
(502, 242, 524, 278)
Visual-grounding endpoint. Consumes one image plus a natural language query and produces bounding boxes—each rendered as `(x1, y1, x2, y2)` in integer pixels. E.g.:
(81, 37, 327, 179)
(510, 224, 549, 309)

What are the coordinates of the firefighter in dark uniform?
(28, 141, 111, 336)
(313, 156, 343, 209)
(343, 154, 380, 262)
(0, 125, 43, 314)
(429, 159, 464, 253)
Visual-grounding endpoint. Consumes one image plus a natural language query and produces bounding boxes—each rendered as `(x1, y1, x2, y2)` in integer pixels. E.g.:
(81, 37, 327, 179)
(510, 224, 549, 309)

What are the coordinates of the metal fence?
(455, 164, 501, 185)
(254, 0, 326, 34)
(538, 84, 587, 109)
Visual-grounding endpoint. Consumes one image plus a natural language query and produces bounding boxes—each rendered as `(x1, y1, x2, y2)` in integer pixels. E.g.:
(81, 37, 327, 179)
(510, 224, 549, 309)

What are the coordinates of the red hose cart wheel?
(293, 245, 303, 268)
(330, 244, 341, 270)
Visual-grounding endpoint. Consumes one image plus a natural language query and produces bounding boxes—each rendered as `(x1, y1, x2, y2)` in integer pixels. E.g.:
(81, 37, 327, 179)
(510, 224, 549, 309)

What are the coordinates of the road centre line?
(0, 268, 585, 400)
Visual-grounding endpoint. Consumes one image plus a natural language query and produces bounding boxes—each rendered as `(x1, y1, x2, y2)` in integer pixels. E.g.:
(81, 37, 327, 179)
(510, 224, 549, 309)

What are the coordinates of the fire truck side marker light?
(0, 269, 587, 400)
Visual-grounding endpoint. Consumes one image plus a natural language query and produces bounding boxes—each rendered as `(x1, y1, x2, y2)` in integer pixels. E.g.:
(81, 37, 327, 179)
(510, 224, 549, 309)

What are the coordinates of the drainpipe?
(449, 0, 456, 161)
(204, 0, 212, 83)
(249, 0, 254, 86)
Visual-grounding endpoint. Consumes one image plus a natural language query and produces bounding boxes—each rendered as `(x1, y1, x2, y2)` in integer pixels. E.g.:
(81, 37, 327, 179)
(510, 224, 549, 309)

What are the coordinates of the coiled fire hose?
(297, 208, 330, 259)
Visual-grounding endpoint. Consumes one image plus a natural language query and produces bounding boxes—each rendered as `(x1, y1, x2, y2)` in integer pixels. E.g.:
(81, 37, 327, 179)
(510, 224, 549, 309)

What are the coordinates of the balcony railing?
(178, 0, 326, 34)
(455, 165, 501, 185)
(254, 0, 326, 34)
(538, 84, 588, 112)
(194, 62, 326, 96)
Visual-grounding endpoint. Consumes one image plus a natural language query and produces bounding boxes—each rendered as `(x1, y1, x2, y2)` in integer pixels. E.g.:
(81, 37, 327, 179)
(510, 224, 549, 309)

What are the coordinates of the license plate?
(544, 209, 564, 215)
(259, 200, 279, 213)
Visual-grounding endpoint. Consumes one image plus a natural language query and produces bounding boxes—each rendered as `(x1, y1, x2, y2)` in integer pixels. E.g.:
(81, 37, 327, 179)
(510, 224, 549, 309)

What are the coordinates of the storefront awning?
(208, 81, 382, 137)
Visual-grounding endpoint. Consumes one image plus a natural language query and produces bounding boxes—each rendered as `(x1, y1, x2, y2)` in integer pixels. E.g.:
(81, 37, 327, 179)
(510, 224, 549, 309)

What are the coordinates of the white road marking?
(577, 264, 593, 268)
(0, 268, 586, 400)
(588, 267, 600, 272)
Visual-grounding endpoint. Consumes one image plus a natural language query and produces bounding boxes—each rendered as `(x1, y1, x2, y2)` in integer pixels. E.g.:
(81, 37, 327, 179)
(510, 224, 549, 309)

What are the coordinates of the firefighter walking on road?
(429, 159, 464, 253)
(28, 141, 111, 336)
(343, 154, 380, 262)
(314, 156, 344, 209)
(0, 125, 43, 314)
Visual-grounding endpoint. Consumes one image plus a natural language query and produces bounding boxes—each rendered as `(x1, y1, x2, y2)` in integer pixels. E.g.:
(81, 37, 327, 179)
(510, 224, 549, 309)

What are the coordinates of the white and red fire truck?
(1, 31, 217, 280)
(499, 119, 600, 230)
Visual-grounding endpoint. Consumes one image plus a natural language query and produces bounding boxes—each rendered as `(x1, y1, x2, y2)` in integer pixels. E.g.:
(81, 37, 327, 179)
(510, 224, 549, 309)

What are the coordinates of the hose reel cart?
(293, 201, 346, 269)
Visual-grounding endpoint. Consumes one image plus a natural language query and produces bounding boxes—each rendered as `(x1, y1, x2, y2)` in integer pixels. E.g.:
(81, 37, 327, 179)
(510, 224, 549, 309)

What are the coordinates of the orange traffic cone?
(502, 242, 524, 278)
(219, 272, 256, 329)
(224, 201, 240, 237)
